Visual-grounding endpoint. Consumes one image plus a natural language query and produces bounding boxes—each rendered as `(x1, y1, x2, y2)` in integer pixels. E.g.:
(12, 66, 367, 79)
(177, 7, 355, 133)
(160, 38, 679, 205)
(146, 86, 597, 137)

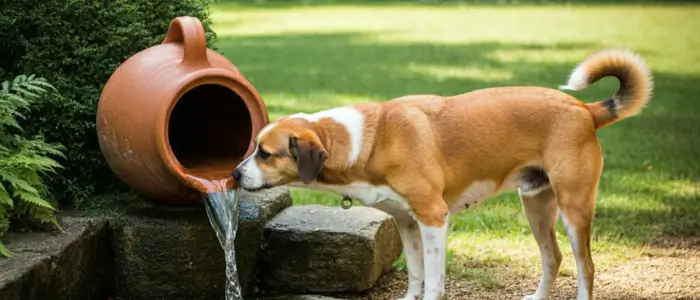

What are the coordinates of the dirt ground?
(341, 237, 700, 300)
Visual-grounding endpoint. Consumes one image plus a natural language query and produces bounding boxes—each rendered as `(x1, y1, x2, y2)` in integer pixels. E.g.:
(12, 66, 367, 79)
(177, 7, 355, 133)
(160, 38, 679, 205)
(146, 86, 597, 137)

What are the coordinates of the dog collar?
(340, 194, 353, 209)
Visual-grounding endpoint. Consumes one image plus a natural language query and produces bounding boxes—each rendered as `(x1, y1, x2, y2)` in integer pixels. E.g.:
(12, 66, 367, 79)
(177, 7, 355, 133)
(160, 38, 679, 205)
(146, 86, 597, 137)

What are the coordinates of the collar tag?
(341, 195, 353, 209)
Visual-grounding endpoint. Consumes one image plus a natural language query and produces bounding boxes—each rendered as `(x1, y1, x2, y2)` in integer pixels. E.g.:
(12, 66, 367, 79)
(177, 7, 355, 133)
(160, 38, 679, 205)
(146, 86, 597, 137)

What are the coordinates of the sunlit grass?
(212, 1, 700, 289)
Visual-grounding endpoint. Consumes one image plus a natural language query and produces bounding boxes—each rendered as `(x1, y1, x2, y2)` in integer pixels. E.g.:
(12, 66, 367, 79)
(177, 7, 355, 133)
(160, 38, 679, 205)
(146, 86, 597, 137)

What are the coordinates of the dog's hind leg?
(546, 143, 603, 300)
(519, 187, 562, 300)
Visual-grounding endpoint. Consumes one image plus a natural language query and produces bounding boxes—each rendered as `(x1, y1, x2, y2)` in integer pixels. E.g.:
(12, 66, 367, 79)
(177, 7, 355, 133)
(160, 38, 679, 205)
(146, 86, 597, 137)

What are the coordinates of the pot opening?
(168, 84, 252, 181)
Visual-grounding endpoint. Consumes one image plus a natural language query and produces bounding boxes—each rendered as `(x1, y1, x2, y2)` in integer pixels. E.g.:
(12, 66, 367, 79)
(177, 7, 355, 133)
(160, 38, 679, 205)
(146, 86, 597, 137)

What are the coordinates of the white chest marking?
(449, 180, 497, 213)
(289, 181, 412, 214)
(291, 107, 365, 166)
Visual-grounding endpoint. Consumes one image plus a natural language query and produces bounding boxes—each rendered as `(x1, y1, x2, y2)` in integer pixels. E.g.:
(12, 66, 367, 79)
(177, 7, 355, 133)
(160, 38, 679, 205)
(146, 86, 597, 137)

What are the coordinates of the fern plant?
(0, 74, 66, 257)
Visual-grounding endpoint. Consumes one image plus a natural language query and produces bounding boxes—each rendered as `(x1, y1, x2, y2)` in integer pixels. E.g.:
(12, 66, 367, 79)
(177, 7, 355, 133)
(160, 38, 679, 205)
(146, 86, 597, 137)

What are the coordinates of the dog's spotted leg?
(394, 215, 424, 300)
(416, 211, 449, 300)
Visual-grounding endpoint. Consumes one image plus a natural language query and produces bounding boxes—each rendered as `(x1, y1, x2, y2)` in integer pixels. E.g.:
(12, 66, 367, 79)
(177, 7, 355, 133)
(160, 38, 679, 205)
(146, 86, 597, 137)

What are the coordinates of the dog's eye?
(258, 148, 271, 160)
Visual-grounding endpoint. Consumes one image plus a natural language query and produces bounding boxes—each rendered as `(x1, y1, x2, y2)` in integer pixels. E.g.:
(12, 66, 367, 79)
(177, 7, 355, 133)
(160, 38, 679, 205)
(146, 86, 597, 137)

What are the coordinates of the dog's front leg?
(394, 215, 424, 300)
(417, 212, 449, 300)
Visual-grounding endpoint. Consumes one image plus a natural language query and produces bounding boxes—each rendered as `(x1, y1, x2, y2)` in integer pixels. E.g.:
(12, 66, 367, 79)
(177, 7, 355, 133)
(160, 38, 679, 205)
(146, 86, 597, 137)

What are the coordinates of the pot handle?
(162, 16, 210, 67)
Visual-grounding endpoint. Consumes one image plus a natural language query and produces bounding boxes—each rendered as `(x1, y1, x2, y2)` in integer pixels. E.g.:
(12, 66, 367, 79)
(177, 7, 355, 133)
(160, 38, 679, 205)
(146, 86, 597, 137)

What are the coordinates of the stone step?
(110, 187, 292, 299)
(258, 205, 402, 294)
(0, 186, 294, 300)
(0, 217, 110, 300)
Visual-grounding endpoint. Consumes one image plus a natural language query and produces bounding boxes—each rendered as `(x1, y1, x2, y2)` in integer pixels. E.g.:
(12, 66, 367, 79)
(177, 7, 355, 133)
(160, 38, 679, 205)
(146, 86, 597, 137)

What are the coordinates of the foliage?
(0, 0, 219, 206)
(0, 206, 8, 256)
(0, 74, 66, 257)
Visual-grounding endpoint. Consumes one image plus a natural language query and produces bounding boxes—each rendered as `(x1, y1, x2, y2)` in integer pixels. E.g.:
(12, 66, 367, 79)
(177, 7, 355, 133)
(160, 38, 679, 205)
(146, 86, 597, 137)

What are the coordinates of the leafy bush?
(0, 75, 66, 257)
(0, 0, 219, 206)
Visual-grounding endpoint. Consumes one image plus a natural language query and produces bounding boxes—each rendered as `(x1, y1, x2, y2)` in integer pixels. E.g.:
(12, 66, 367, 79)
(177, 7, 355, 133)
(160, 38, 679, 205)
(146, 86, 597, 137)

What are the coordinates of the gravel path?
(340, 237, 700, 300)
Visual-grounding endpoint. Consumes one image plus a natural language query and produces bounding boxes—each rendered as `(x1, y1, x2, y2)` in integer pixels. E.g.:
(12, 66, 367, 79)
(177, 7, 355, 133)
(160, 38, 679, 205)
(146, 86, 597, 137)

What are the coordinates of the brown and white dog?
(232, 49, 653, 300)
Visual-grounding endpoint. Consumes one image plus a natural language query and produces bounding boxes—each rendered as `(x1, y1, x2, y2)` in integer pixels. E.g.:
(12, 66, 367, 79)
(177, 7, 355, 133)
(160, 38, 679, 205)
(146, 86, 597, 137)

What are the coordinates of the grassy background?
(211, 0, 700, 289)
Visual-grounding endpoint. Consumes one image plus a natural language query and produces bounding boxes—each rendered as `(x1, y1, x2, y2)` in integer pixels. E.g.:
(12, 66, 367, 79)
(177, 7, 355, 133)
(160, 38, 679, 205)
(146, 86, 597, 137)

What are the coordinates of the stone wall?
(0, 187, 403, 300)
(0, 218, 111, 300)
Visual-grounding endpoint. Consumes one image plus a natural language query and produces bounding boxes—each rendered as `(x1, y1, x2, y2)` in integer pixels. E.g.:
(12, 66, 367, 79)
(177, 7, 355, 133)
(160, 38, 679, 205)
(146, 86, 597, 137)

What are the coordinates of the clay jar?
(97, 16, 268, 205)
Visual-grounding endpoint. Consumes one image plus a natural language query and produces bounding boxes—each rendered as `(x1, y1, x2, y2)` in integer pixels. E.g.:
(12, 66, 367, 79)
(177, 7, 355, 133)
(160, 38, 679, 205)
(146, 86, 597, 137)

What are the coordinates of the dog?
(232, 49, 653, 300)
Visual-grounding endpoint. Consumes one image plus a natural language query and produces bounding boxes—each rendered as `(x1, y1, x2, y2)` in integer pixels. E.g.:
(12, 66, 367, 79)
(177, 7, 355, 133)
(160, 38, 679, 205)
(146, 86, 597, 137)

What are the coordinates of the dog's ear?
(289, 134, 327, 184)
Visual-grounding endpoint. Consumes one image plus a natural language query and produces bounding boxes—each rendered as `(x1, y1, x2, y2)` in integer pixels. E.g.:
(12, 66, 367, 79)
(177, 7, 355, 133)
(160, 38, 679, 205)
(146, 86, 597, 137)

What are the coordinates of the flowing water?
(182, 157, 243, 300)
(188, 173, 242, 300)
(203, 184, 242, 300)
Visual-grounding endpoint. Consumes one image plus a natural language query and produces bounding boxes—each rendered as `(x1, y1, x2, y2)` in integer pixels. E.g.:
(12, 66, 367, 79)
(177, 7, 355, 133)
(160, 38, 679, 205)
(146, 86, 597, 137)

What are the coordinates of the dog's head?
(232, 117, 328, 191)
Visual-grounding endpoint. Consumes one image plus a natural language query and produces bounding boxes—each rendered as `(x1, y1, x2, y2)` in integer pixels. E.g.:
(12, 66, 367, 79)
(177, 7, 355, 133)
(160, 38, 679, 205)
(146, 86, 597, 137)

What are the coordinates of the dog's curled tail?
(559, 49, 654, 130)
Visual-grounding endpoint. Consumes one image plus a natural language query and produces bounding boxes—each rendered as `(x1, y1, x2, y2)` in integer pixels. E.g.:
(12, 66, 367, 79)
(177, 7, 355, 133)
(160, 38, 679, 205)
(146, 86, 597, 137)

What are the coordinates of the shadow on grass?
(218, 32, 600, 111)
(595, 174, 700, 242)
(218, 32, 700, 250)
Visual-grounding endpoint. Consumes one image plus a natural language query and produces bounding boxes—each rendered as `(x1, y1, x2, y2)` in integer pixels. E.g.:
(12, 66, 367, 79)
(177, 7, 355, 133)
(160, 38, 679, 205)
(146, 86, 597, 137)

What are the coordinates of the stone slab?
(258, 205, 402, 293)
(0, 187, 293, 300)
(109, 186, 291, 300)
(0, 217, 111, 300)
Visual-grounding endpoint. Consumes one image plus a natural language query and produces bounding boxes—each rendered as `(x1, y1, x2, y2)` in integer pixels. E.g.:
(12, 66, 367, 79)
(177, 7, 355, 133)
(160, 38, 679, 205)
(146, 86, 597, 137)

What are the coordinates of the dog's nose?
(231, 169, 242, 181)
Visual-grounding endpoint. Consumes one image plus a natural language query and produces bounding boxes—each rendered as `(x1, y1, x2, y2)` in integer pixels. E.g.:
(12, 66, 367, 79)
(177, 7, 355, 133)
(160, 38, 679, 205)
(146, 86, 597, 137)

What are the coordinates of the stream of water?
(203, 185, 242, 300)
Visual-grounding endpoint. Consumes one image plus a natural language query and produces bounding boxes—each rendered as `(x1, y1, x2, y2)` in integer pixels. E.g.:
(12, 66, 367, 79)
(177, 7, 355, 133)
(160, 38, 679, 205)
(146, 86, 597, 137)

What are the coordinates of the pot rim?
(154, 68, 269, 194)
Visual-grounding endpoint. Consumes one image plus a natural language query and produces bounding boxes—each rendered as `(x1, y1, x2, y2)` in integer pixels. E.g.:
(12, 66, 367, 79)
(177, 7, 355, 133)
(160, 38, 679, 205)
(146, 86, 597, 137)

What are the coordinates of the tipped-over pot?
(97, 16, 268, 204)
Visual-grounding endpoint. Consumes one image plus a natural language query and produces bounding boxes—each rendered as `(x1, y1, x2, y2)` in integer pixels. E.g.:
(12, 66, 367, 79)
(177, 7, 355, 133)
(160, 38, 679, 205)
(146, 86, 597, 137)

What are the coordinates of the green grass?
(211, 1, 700, 290)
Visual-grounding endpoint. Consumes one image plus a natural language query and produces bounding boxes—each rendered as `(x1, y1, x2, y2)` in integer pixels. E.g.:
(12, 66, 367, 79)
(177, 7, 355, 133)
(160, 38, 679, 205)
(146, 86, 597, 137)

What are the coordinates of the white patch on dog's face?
(257, 122, 277, 140)
(234, 106, 365, 191)
(236, 145, 266, 190)
(234, 123, 278, 191)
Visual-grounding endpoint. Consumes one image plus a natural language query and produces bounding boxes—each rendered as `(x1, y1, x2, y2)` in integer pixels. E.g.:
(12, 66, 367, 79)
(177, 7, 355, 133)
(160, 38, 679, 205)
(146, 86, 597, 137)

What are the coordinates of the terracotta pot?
(96, 16, 268, 205)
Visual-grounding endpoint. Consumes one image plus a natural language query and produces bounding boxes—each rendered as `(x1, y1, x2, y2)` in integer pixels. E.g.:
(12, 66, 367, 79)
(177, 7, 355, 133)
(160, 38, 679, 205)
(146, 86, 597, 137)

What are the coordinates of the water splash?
(203, 184, 242, 300)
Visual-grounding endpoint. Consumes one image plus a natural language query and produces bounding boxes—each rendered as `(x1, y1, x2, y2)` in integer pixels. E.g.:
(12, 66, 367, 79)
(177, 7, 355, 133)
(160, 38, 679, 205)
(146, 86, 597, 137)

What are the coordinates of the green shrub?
(0, 74, 66, 257)
(0, 0, 219, 206)
(0, 208, 8, 256)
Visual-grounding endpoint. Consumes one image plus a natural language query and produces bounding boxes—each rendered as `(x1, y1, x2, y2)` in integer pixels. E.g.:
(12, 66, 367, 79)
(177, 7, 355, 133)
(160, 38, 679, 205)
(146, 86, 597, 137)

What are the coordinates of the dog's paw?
(522, 295, 548, 300)
(396, 294, 423, 300)
(396, 289, 421, 300)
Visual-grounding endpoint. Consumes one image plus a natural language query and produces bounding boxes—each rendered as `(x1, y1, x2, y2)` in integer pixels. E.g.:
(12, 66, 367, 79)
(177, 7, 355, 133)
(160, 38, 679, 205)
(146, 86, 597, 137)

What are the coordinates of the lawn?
(211, 0, 700, 290)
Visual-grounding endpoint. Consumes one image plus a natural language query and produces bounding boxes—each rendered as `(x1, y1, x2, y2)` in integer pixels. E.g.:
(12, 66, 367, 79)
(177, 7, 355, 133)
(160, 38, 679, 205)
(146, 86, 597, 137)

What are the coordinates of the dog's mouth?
(240, 183, 273, 192)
